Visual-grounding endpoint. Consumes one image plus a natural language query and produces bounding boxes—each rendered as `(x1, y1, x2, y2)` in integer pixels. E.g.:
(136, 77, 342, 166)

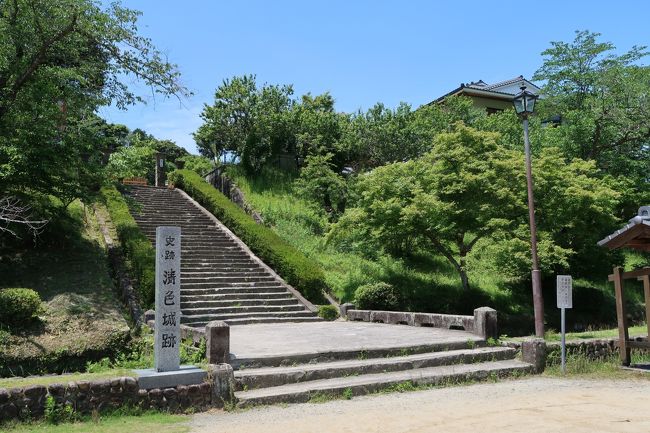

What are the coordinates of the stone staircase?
(232, 339, 532, 406)
(125, 185, 320, 327)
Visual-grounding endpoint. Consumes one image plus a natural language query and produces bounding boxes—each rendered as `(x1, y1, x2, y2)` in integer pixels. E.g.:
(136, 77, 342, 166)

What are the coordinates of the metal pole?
(561, 308, 566, 374)
(523, 117, 545, 337)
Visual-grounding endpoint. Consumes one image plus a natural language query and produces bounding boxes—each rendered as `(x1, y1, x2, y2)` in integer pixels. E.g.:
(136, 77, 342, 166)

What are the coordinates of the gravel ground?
(188, 377, 650, 433)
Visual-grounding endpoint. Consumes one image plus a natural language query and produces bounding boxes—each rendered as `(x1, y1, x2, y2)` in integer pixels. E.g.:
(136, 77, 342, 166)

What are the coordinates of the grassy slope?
(225, 166, 639, 335)
(0, 200, 130, 376)
(226, 167, 515, 311)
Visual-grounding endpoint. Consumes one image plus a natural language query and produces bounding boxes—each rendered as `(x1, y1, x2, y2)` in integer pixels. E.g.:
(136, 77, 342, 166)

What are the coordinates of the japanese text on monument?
(155, 226, 181, 372)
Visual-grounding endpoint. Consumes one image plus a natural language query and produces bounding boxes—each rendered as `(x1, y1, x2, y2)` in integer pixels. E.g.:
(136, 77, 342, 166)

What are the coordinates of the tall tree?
(331, 124, 523, 291)
(0, 0, 188, 205)
(195, 75, 294, 171)
(532, 30, 650, 210)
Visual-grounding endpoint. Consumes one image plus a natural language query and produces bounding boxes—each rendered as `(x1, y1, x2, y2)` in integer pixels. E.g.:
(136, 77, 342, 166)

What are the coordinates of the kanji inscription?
(155, 226, 181, 372)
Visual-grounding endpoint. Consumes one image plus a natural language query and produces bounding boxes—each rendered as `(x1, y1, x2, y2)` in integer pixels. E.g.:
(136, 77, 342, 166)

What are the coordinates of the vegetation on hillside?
(0, 200, 131, 376)
(189, 31, 649, 334)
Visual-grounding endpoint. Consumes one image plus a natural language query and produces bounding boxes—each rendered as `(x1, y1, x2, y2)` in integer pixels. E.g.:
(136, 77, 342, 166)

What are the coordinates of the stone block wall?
(0, 364, 234, 423)
(345, 307, 498, 340)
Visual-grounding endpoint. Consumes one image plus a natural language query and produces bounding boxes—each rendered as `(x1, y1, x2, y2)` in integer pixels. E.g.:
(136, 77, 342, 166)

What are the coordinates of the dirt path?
(188, 377, 650, 433)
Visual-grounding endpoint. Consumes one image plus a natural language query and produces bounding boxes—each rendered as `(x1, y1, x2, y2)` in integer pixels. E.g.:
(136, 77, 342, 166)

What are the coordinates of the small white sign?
(556, 275, 573, 309)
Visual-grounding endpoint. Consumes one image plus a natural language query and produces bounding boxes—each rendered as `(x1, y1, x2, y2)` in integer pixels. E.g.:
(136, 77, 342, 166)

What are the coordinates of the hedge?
(168, 169, 327, 304)
(100, 185, 155, 307)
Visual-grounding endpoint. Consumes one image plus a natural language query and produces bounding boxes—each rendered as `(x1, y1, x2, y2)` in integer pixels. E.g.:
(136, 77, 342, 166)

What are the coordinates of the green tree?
(294, 153, 347, 216)
(105, 144, 156, 182)
(0, 0, 187, 207)
(332, 124, 522, 291)
(195, 75, 294, 171)
(532, 30, 650, 212)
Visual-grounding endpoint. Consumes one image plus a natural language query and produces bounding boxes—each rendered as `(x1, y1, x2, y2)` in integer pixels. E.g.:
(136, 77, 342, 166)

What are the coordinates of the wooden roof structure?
(598, 206, 650, 252)
(598, 206, 650, 366)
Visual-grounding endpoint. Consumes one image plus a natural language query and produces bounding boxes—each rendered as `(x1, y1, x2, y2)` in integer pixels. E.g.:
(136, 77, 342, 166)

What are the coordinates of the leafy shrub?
(168, 169, 327, 303)
(100, 185, 155, 306)
(318, 305, 339, 321)
(0, 288, 42, 326)
(354, 282, 402, 311)
(294, 153, 347, 215)
(44, 395, 75, 424)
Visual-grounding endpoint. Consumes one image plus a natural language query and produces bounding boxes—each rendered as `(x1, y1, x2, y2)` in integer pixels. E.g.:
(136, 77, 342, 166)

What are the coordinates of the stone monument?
(155, 226, 181, 371)
(135, 226, 206, 389)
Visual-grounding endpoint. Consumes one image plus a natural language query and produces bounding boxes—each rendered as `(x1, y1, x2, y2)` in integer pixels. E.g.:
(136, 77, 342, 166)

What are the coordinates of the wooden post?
(613, 266, 631, 365)
(642, 275, 650, 340)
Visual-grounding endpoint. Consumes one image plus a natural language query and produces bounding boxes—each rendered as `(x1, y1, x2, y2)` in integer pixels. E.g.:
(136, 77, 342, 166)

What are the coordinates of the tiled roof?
(598, 207, 650, 252)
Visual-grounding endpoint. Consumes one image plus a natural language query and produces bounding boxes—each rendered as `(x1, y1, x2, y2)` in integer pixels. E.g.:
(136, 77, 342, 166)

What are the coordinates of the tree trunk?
(459, 255, 470, 291)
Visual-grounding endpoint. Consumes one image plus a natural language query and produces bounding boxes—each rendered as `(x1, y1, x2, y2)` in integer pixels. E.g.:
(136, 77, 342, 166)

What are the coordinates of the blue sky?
(99, 0, 650, 154)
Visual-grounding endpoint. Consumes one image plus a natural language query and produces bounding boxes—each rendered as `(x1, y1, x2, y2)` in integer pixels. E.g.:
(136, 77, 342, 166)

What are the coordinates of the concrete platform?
(228, 321, 483, 368)
(135, 365, 206, 389)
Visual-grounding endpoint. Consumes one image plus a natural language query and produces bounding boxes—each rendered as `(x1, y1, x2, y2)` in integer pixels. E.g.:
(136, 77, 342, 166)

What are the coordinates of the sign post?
(556, 275, 573, 374)
(155, 226, 181, 372)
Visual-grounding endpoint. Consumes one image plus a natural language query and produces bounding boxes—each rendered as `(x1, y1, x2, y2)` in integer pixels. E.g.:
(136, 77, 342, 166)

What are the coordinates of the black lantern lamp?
(513, 86, 538, 118)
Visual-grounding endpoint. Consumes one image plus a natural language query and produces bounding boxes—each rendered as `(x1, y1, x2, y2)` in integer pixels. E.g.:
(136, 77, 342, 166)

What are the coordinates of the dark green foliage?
(317, 304, 339, 321)
(0, 288, 42, 326)
(0, 0, 188, 206)
(168, 169, 327, 303)
(100, 185, 155, 307)
(294, 154, 347, 216)
(354, 282, 403, 311)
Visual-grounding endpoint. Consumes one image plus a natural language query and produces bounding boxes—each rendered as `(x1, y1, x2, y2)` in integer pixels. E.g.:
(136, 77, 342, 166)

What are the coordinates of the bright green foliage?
(194, 74, 294, 170)
(317, 304, 339, 321)
(486, 148, 621, 281)
(354, 282, 402, 311)
(294, 154, 347, 216)
(100, 185, 155, 306)
(292, 92, 346, 163)
(177, 155, 214, 176)
(106, 145, 156, 181)
(168, 169, 327, 303)
(0, 288, 42, 326)
(533, 30, 650, 209)
(334, 124, 522, 291)
(0, 0, 187, 206)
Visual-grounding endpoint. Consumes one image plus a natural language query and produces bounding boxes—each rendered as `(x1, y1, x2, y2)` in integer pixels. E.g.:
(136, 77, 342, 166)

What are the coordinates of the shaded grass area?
(0, 200, 130, 377)
(223, 166, 643, 335)
(4, 411, 188, 433)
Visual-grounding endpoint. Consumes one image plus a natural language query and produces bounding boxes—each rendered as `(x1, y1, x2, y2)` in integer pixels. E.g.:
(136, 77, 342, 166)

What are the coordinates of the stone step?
(186, 316, 324, 327)
(182, 304, 307, 316)
(181, 310, 315, 325)
(182, 271, 270, 278)
(223, 316, 323, 326)
(181, 286, 288, 296)
(124, 185, 318, 324)
(235, 360, 533, 406)
(180, 298, 300, 308)
(181, 264, 262, 270)
(181, 276, 278, 284)
(235, 347, 516, 390)
(181, 292, 297, 302)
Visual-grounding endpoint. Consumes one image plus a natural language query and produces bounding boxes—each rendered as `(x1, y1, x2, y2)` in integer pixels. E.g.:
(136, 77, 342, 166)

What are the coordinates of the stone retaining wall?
(506, 337, 647, 363)
(0, 364, 233, 423)
(344, 307, 498, 340)
(204, 169, 264, 224)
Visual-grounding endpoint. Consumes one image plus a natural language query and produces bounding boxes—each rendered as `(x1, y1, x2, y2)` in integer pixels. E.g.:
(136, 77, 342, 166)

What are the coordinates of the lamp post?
(513, 85, 544, 338)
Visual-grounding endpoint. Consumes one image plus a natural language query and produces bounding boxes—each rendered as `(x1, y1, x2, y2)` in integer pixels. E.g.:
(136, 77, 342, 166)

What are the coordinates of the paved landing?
(229, 321, 481, 361)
